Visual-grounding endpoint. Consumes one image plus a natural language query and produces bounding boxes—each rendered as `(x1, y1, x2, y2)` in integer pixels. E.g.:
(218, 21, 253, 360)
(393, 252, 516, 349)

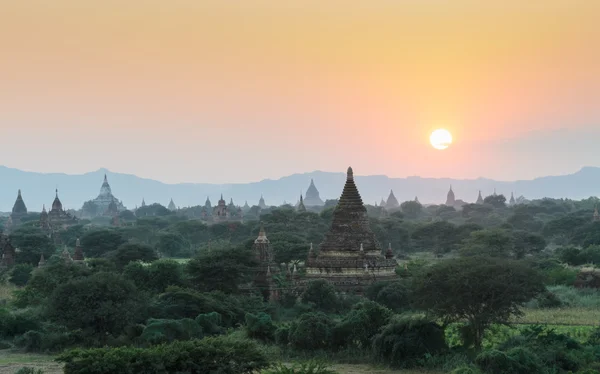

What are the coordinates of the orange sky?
(1, 1, 599, 183)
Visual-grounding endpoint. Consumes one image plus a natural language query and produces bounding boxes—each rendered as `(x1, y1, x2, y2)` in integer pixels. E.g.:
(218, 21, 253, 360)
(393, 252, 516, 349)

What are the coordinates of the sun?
(430, 129, 453, 150)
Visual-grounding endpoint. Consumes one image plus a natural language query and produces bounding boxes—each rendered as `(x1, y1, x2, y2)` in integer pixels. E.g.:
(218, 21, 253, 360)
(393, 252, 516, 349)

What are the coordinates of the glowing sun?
(430, 129, 453, 150)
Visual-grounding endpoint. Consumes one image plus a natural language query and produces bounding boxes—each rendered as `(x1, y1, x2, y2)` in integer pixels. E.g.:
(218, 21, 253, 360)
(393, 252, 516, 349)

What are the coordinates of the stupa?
(297, 195, 307, 212)
(10, 190, 28, 227)
(385, 190, 400, 210)
(81, 175, 126, 217)
(168, 199, 177, 211)
(445, 185, 456, 206)
(304, 179, 325, 207)
(476, 190, 484, 204)
(303, 167, 397, 292)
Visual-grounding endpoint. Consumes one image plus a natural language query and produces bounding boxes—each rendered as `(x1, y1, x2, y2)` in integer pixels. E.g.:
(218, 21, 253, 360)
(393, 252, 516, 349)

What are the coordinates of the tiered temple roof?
(48, 190, 78, 229)
(258, 195, 267, 209)
(304, 179, 324, 206)
(304, 167, 397, 291)
(385, 190, 400, 210)
(10, 189, 28, 225)
(83, 175, 126, 217)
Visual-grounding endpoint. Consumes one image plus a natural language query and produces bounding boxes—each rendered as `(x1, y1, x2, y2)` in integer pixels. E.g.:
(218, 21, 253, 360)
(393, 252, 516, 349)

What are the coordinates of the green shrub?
(288, 312, 335, 350)
(0, 341, 12, 350)
(15, 368, 45, 374)
(262, 361, 338, 374)
(139, 318, 202, 345)
(245, 312, 276, 342)
(9, 264, 34, 286)
(475, 350, 521, 374)
(56, 336, 270, 374)
(372, 315, 447, 368)
(300, 280, 339, 312)
(450, 365, 482, 374)
(275, 324, 292, 346)
(195, 312, 225, 336)
(14, 324, 83, 353)
(333, 301, 392, 348)
(0, 308, 40, 338)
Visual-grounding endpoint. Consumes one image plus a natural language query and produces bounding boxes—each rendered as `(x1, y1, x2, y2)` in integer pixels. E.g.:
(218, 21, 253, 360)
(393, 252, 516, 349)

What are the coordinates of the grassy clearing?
(0, 352, 62, 374)
(0, 283, 17, 304)
(519, 307, 600, 326)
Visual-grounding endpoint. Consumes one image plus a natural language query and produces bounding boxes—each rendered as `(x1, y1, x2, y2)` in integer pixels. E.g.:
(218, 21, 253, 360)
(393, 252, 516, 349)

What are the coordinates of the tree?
(47, 272, 145, 338)
(9, 227, 54, 265)
(113, 243, 158, 268)
(484, 194, 507, 208)
(80, 230, 126, 258)
(413, 257, 544, 349)
(460, 229, 514, 257)
(156, 233, 187, 257)
(512, 231, 547, 258)
(9, 264, 34, 286)
(412, 221, 458, 256)
(186, 246, 256, 293)
(300, 279, 339, 312)
(333, 301, 392, 348)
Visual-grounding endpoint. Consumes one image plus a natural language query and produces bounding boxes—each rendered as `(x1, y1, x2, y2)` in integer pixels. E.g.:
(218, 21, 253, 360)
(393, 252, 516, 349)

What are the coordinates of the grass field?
(0, 353, 62, 374)
(0, 353, 440, 374)
(519, 307, 600, 326)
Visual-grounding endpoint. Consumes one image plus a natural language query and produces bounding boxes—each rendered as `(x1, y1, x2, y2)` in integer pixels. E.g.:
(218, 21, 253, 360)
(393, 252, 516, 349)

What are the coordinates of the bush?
(450, 366, 482, 374)
(15, 368, 45, 374)
(0, 308, 40, 338)
(372, 315, 447, 368)
(262, 361, 338, 374)
(9, 264, 34, 286)
(14, 324, 83, 353)
(245, 312, 276, 342)
(56, 336, 270, 374)
(139, 318, 202, 345)
(275, 324, 292, 346)
(300, 280, 339, 312)
(366, 280, 411, 312)
(333, 301, 392, 349)
(195, 312, 225, 336)
(474, 350, 523, 374)
(288, 312, 335, 350)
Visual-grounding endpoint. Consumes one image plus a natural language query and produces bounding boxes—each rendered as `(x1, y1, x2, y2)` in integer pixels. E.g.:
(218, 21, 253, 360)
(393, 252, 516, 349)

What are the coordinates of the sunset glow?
(0, 1, 599, 182)
(430, 129, 453, 150)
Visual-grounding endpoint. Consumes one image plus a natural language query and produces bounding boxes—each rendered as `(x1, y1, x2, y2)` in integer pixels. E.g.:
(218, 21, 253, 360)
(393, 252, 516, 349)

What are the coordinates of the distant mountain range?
(0, 165, 599, 212)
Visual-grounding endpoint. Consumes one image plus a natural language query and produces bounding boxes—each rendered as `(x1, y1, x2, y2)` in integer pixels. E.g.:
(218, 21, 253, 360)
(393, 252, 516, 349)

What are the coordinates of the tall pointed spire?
(509, 192, 516, 205)
(445, 185, 456, 206)
(304, 178, 325, 206)
(476, 190, 484, 204)
(386, 190, 400, 209)
(297, 194, 306, 212)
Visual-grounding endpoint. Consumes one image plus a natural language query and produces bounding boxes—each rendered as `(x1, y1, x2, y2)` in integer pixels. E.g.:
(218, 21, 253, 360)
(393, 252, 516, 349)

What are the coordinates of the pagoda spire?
(476, 190, 484, 204)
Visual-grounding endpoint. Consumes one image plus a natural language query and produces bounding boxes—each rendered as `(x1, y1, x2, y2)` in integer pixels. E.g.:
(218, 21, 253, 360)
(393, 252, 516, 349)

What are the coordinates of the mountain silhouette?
(0, 165, 599, 212)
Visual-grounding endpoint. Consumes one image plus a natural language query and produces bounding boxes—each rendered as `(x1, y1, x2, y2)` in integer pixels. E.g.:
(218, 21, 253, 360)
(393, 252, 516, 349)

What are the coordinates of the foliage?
(262, 361, 338, 374)
(14, 368, 45, 374)
(186, 246, 256, 293)
(56, 336, 270, 374)
(9, 264, 34, 286)
(365, 280, 412, 312)
(47, 272, 145, 339)
(195, 312, 225, 336)
(139, 318, 202, 345)
(288, 312, 335, 350)
(80, 229, 127, 258)
(483, 194, 506, 208)
(113, 242, 158, 268)
(413, 256, 545, 349)
(300, 279, 339, 312)
(9, 227, 55, 265)
(245, 312, 276, 342)
(372, 315, 447, 368)
(333, 301, 392, 349)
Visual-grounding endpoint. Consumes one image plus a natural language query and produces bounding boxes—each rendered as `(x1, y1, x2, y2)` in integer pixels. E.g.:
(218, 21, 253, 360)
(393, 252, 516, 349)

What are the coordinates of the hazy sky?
(1, 1, 599, 184)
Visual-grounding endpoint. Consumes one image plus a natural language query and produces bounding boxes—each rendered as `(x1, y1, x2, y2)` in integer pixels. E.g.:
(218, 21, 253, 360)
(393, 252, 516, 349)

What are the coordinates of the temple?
(304, 179, 325, 207)
(385, 190, 400, 210)
(249, 224, 280, 300)
(258, 195, 267, 209)
(0, 235, 16, 268)
(509, 192, 516, 205)
(73, 238, 85, 263)
(168, 199, 177, 211)
(81, 175, 126, 218)
(476, 190, 484, 204)
(208, 194, 243, 223)
(303, 167, 397, 292)
(40, 190, 79, 240)
(297, 195, 307, 212)
(445, 185, 456, 206)
(10, 190, 28, 228)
